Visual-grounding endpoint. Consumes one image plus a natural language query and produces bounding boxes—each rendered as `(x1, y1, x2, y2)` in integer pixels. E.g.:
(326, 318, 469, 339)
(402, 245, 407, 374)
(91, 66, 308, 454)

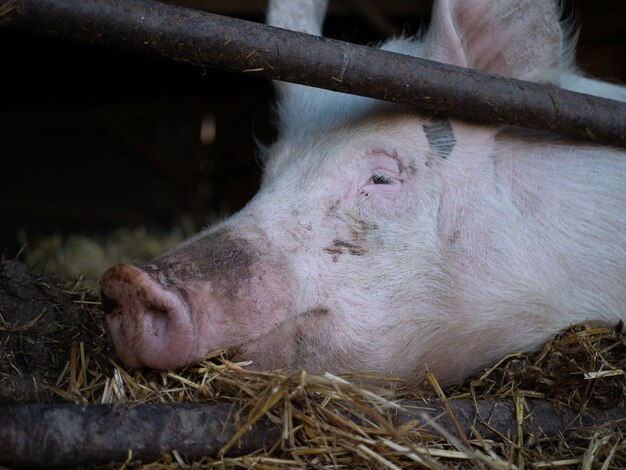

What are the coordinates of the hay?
(24, 226, 187, 287)
(0, 1, 20, 18)
(1, 260, 625, 468)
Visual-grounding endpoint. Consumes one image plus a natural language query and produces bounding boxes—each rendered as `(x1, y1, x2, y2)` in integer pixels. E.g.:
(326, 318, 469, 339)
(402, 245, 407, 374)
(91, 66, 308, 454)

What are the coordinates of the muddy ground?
(0, 259, 112, 404)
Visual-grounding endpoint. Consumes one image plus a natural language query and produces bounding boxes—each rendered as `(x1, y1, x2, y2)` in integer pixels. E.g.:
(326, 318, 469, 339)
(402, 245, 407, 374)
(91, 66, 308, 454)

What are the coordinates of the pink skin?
(102, 265, 197, 369)
(101, 0, 626, 386)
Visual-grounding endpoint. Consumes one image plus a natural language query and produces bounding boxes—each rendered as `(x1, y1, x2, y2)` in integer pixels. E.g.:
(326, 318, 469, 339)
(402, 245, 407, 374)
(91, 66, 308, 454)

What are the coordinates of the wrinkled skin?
(101, 0, 626, 386)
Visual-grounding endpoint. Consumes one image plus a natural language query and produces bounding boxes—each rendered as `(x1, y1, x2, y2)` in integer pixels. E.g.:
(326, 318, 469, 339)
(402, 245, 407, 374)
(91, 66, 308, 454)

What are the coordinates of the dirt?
(0, 259, 112, 404)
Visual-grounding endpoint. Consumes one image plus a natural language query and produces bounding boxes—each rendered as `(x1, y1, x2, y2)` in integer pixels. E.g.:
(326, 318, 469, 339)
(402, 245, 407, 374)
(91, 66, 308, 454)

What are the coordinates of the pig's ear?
(266, 0, 328, 98)
(424, 0, 565, 79)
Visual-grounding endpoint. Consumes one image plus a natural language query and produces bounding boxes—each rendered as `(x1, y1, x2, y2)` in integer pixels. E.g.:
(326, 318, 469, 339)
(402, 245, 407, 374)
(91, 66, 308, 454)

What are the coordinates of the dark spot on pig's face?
(423, 118, 456, 159)
(156, 229, 253, 276)
(329, 199, 341, 213)
(323, 213, 376, 260)
(448, 230, 461, 245)
(345, 242, 365, 256)
(393, 152, 403, 174)
(323, 246, 343, 257)
(333, 240, 357, 249)
(148, 229, 258, 303)
(327, 239, 365, 256)
(302, 307, 330, 317)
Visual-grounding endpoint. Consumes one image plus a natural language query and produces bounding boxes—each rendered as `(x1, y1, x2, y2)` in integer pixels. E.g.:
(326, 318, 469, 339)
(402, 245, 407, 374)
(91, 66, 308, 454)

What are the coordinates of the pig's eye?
(371, 173, 395, 185)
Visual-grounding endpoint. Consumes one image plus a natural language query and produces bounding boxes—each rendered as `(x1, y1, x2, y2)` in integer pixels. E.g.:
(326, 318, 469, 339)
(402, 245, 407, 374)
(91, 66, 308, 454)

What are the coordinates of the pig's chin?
(106, 311, 202, 370)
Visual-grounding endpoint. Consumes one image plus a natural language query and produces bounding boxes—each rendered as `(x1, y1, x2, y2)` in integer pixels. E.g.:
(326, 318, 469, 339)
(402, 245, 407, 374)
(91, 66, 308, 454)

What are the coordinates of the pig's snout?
(101, 264, 199, 370)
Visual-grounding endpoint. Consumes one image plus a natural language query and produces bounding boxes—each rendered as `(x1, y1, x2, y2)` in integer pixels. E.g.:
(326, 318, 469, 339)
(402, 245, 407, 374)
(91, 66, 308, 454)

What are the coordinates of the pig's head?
(101, 0, 572, 385)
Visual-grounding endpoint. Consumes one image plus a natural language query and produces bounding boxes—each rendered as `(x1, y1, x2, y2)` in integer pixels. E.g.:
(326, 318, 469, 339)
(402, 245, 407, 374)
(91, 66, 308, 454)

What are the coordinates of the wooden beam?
(1, 0, 625, 147)
(1, 401, 624, 467)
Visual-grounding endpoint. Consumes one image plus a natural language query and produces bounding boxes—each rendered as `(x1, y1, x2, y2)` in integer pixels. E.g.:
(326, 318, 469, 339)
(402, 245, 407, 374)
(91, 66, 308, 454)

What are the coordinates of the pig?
(100, 0, 626, 387)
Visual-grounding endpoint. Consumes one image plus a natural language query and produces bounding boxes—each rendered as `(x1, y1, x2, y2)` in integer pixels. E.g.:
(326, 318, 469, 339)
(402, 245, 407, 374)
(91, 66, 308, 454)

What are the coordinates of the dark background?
(1, 0, 625, 256)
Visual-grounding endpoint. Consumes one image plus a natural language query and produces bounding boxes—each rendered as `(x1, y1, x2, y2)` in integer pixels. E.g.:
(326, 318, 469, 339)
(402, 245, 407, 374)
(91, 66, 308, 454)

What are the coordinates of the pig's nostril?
(100, 289, 119, 315)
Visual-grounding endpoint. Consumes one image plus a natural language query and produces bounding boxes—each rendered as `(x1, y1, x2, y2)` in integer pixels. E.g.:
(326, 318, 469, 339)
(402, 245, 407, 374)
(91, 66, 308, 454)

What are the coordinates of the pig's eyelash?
(371, 173, 395, 185)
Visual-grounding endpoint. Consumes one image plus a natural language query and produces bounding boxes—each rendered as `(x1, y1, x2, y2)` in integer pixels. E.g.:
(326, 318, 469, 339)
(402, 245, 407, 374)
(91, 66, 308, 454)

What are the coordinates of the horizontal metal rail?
(1, 0, 625, 147)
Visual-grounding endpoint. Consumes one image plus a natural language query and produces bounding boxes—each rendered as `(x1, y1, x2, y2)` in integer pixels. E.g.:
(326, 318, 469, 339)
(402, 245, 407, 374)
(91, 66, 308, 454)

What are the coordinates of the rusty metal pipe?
(1, 0, 625, 147)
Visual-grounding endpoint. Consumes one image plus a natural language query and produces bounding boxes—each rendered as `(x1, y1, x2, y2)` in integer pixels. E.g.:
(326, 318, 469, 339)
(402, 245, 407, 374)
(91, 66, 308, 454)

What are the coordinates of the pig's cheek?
(188, 274, 294, 349)
(233, 307, 335, 372)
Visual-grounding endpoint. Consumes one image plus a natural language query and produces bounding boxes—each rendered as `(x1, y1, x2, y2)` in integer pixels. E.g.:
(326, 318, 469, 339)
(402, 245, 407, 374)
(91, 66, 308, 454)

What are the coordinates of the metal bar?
(1, 0, 625, 147)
